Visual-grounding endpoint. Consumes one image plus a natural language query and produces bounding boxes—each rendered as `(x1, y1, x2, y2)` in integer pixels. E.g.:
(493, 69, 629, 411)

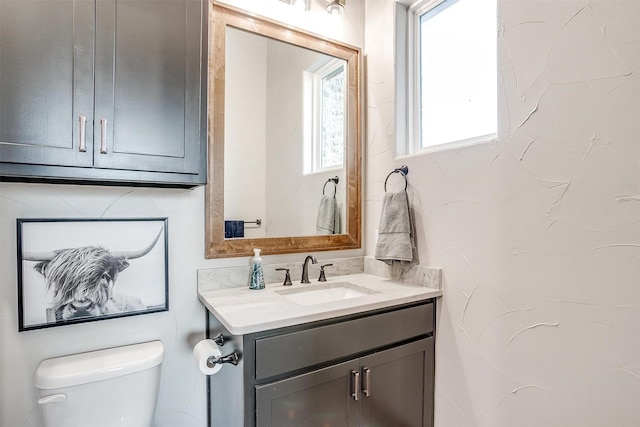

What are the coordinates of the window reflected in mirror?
(305, 58, 345, 173)
(223, 27, 347, 239)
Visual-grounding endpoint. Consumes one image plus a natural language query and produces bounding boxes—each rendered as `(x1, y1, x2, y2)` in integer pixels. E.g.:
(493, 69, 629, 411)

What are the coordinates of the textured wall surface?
(365, 0, 639, 426)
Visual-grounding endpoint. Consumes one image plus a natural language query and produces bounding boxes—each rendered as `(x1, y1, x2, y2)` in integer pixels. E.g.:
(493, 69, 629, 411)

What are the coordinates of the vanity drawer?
(255, 302, 433, 380)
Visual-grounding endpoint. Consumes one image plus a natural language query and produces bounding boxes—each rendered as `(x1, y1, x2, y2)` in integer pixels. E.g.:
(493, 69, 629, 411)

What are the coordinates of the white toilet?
(35, 341, 164, 427)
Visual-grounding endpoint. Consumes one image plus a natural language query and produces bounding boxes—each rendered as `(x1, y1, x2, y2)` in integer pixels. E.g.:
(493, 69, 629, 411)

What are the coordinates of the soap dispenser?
(249, 248, 266, 290)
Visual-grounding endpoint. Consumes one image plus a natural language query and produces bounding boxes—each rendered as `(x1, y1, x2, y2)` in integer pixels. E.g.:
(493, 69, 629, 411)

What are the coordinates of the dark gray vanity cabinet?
(207, 300, 436, 427)
(359, 338, 434, 426)
(255, 338, 433, 427)
(0, 0, 206, 187)
(256, 359, 360, 426)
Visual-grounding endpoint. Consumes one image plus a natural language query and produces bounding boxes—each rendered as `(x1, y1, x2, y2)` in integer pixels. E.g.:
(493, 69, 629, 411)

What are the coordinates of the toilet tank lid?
(35, 341, 164, 390)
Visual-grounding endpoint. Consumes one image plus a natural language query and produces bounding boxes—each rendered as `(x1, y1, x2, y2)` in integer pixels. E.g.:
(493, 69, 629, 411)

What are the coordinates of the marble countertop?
(197, 273, 442, 335)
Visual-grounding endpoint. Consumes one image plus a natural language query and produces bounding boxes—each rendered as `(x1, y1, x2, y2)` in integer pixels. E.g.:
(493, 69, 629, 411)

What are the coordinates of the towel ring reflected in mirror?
(323, 176, 339, 197)
(384, 165, 409, 192)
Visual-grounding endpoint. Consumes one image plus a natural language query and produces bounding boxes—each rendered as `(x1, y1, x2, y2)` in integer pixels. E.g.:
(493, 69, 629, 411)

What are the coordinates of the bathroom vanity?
(198, 273, 441, 427)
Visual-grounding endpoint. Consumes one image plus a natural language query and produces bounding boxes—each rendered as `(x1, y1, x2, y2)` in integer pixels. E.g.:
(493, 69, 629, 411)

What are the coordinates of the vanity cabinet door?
(255, 359, 360, 427)
(93, 0, 205, 176)
(360, 337, 434, 427)
(0, 0, 94, 167)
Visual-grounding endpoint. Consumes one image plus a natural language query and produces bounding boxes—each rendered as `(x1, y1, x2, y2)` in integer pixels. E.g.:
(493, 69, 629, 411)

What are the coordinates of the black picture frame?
(17, 218, 169, 331)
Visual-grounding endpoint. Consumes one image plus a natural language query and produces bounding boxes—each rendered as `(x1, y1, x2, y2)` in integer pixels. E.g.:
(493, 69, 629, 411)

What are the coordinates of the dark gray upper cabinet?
(0, 0, 206, 187)
(0, 0, 94, 168)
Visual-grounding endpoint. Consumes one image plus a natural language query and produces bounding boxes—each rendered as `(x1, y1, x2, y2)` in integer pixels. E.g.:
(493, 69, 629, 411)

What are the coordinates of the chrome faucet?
(301, 255, 318, 284)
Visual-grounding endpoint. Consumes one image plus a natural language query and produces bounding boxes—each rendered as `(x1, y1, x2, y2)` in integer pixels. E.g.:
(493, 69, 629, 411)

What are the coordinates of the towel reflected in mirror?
(316, 196, 341, 235)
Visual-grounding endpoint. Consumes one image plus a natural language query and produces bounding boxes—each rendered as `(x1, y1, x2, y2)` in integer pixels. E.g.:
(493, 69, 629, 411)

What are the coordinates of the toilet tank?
(35, 341, 164, 427)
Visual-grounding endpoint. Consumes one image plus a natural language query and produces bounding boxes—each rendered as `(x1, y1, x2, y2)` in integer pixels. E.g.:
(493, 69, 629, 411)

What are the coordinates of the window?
(397, 0, 497, 154)
(304, 58, 346, 174)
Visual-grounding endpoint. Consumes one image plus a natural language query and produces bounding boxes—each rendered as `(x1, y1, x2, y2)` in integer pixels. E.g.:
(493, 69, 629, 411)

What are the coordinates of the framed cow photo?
(17, 218, 169, 331)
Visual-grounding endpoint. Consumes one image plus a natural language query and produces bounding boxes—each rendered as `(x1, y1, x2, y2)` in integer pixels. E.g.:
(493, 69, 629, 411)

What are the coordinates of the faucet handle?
(318, 264, 333, 282)
(275, 268, 293, 286)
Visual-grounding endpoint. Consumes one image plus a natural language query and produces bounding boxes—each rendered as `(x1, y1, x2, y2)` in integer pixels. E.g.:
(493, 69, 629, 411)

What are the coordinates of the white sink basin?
(275, 282, 380, 306)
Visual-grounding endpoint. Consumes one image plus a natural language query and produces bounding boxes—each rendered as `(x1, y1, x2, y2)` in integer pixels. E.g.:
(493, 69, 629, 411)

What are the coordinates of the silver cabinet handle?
(351, 370, 360, 401)
(78, 115, 87, 152)
(362, 367, 371, 397)
(99, 118, 108, 154)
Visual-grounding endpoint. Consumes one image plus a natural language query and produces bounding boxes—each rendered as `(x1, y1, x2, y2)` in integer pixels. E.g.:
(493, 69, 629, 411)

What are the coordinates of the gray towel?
(375, 191, 416, 265)
(316, 196, 340, 235)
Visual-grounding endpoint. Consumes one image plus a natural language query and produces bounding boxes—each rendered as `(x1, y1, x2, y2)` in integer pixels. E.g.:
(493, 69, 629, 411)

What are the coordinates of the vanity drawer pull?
(99, 118, 108, 154)
(78, 115, 87, 152)
(362, 367, 371, 397)
(351, 370, 360, 401)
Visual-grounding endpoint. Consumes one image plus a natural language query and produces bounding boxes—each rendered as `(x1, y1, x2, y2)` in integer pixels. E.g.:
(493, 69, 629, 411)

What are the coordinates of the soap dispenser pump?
(249, 248, 265, 290)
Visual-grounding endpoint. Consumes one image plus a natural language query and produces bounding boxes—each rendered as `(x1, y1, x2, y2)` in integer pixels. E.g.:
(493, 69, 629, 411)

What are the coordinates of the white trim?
(395, 134, 498, 161)
(417, 133, 498, 154)
(410, 0, 448, 15)
(394, 2, 408, 157)
(408, 2, 420, 155)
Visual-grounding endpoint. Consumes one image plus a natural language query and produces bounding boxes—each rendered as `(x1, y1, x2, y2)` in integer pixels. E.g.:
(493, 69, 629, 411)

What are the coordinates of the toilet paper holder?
(207, 350, 240, 368)
(211, 332, 225, 347)
(207, 333, 240, 367)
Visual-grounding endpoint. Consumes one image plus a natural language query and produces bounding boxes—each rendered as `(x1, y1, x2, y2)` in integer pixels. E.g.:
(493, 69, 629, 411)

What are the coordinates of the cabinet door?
(360, 337, 434, 427)
(255, 359, 360, 427)
(93, 0, 204, 175)
(0, 0, 94, 167)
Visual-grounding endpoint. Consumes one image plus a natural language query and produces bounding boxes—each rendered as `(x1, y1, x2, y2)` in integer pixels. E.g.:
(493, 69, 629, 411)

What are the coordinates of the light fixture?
(326, 0, 345, 15)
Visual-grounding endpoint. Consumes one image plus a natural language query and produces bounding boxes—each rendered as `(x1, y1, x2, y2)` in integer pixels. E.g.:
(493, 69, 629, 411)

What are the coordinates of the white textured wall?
(0, 2, 364, 426)
(365, 0, 640, 426)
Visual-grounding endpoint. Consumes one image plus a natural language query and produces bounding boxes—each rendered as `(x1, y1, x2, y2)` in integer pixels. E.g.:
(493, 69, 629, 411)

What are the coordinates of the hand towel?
(224, 220, 245, 238)
(374, 191, 416, 265)
(316, 196, 340, 235)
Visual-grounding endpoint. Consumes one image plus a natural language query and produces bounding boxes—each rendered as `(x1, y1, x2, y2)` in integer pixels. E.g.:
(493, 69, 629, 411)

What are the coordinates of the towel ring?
(384, 165, 409, 192)
(323, 176, 339, 197)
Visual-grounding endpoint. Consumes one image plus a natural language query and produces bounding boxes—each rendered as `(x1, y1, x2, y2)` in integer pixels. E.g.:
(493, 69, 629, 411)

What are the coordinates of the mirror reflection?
(205, 3, 361, 259)
(224, 27, 347, 239)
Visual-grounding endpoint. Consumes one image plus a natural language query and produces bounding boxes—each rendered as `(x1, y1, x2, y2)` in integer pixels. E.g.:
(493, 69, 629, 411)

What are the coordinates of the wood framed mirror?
(205, 2, 361, 259)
